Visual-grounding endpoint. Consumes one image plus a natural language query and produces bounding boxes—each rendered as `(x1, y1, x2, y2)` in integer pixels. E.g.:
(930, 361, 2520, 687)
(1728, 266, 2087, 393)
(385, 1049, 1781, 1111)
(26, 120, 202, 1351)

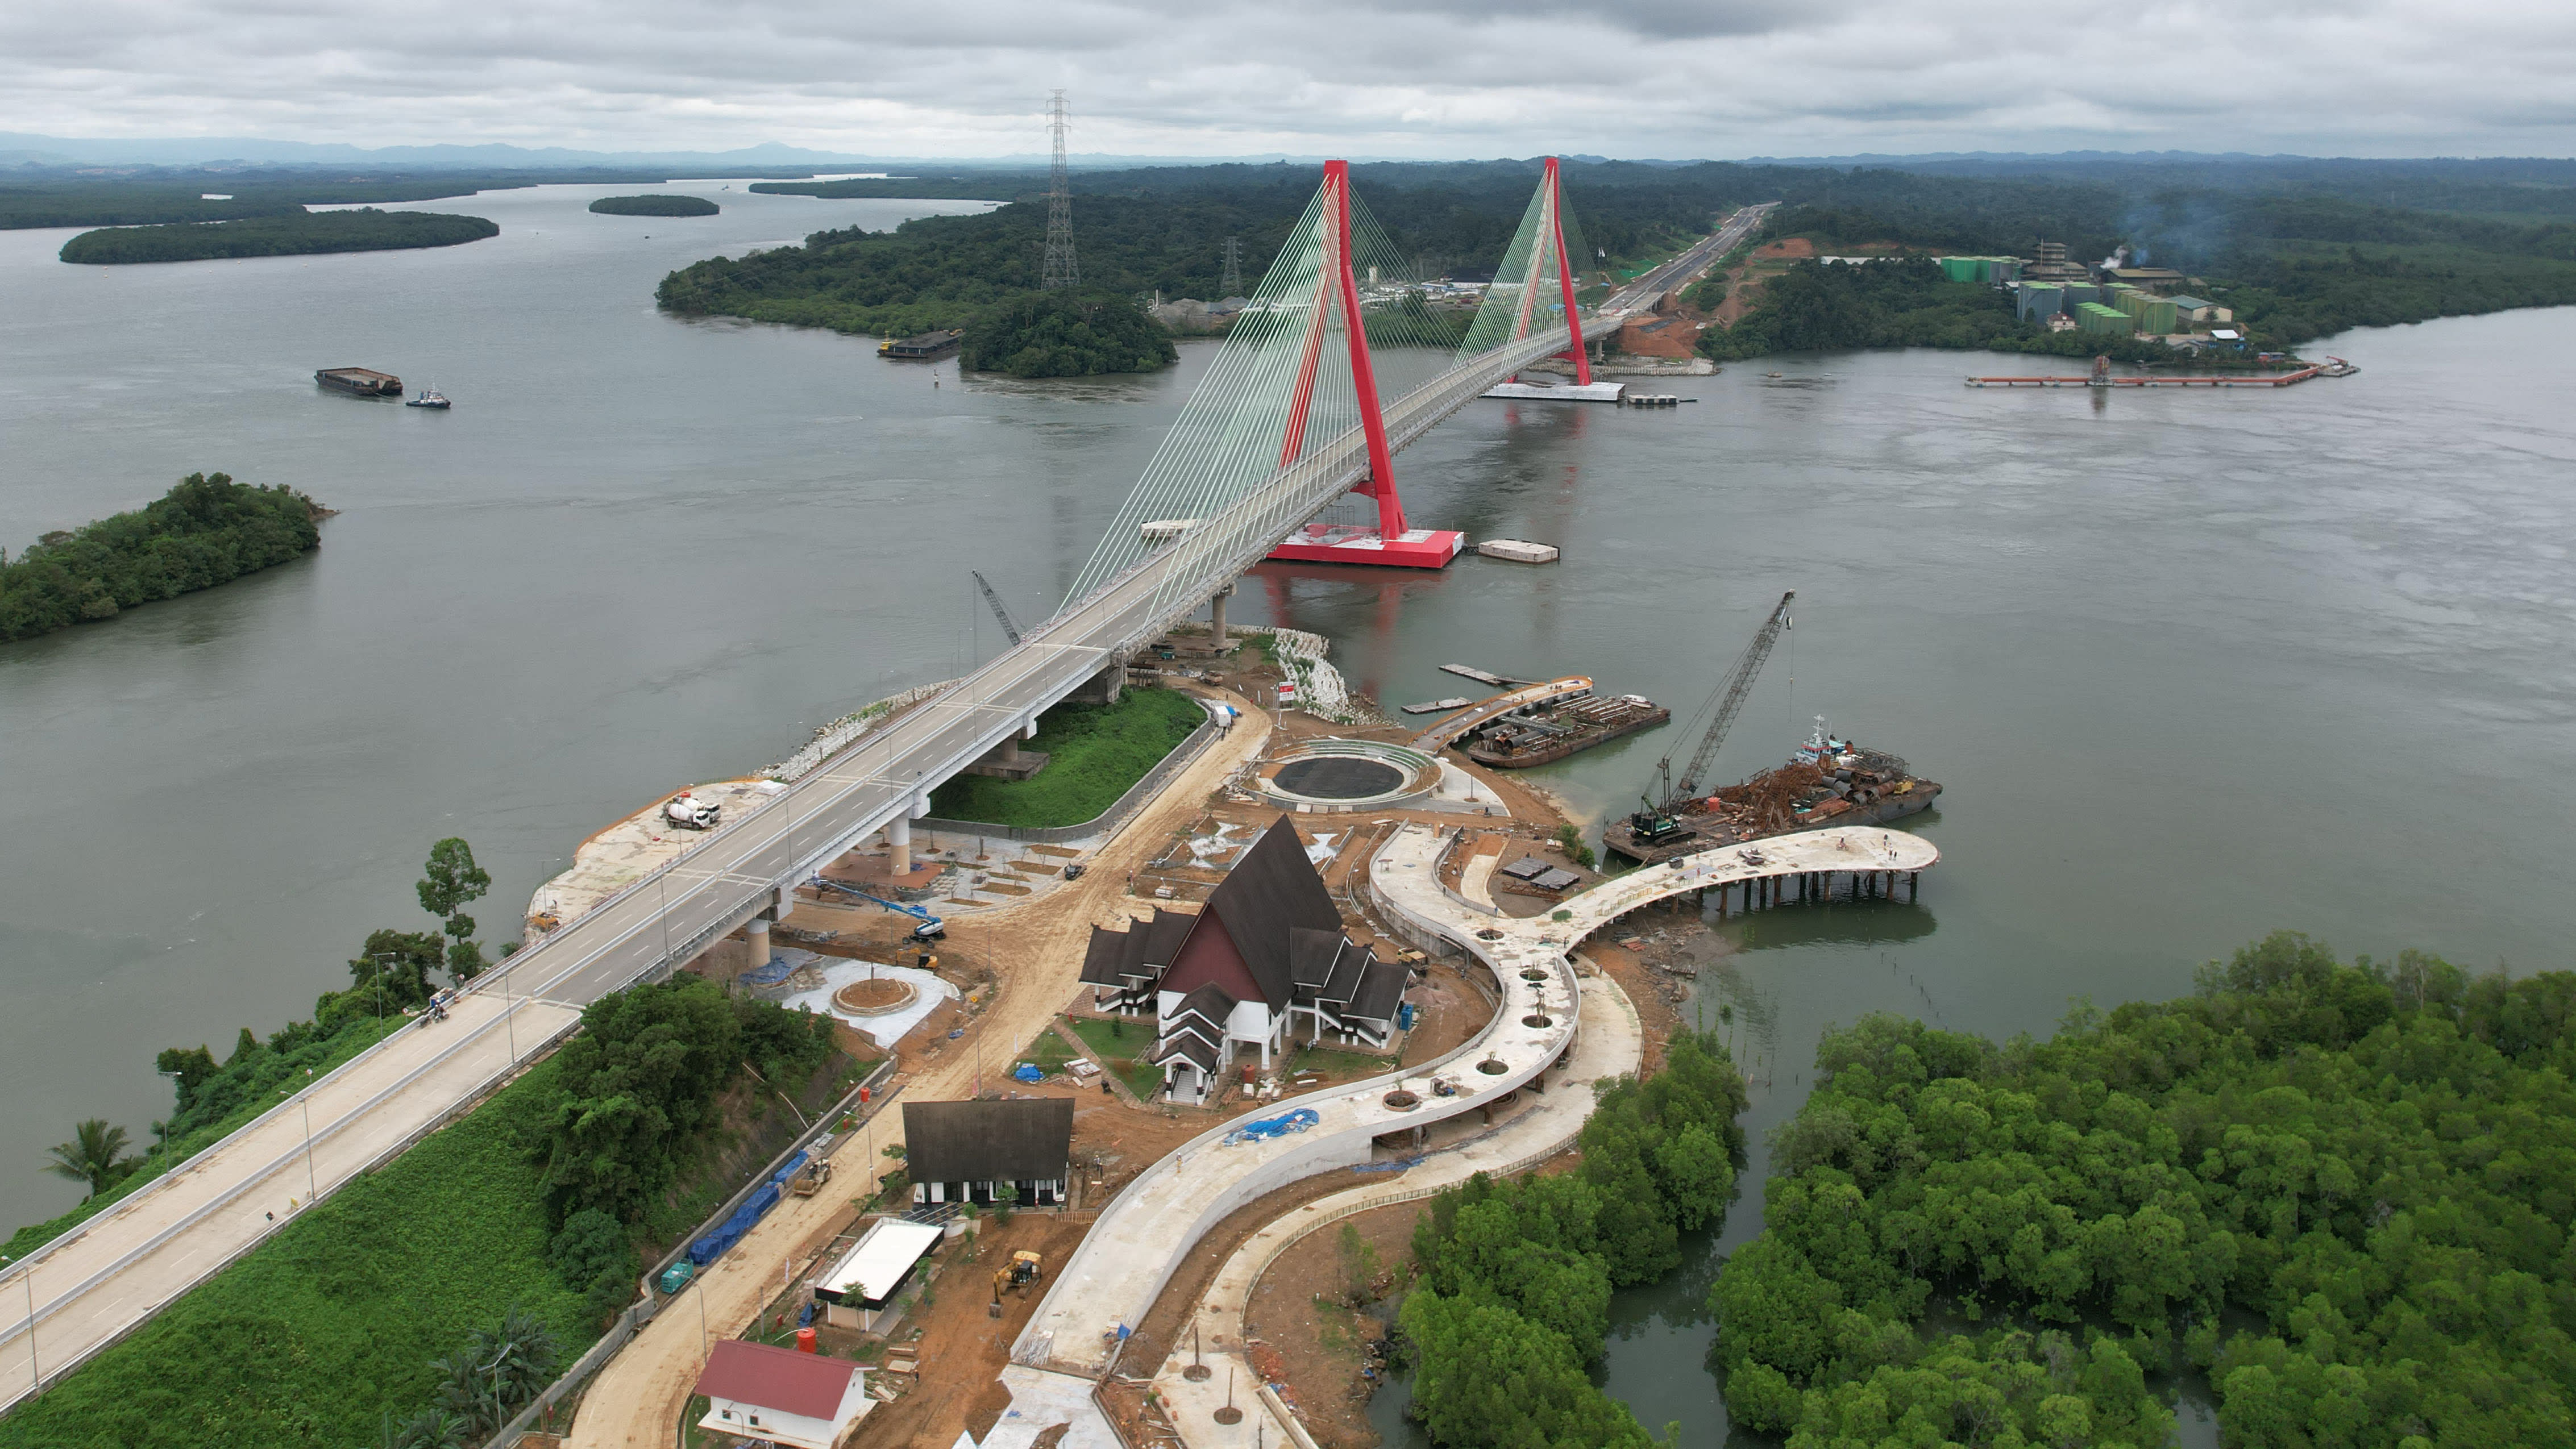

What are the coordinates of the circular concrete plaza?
(1272, 755, 1406, 801)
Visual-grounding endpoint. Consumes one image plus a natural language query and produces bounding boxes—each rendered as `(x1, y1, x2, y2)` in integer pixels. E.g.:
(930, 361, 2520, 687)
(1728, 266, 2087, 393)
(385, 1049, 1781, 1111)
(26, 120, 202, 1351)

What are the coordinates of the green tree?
(1552, 825, 1596, 871)
(43, 1119, 136, 1198)
(960, 292, 1176, 378)
(1398, 1288, 1654, 1448)
(547, 1209, 642, 1326)
(535, 976, 743, 1222)
(418, 839, 492, 985)
(350, 928, 446, 1011)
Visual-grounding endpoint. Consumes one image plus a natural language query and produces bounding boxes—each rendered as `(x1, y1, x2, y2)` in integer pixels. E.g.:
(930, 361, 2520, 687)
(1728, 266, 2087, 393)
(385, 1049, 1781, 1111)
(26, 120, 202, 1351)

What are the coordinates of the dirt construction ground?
(563, 689, 1276, 1449)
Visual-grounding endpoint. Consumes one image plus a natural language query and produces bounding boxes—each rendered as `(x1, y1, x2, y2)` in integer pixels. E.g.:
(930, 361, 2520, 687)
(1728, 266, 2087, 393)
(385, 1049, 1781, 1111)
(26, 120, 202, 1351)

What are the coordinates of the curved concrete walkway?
(1004, 821, 1938, 1389)
(1149, 968, 1644, 1448)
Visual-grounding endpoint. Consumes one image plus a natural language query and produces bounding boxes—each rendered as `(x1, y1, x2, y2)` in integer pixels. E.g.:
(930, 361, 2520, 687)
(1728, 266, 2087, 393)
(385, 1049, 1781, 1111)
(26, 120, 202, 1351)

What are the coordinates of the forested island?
(57, 208, 498, 264)
(588, 193, 719, 216)
(1706, 932, 2576, 1448)
(0, 164, 837, 230)
(0, 472, 323, 640)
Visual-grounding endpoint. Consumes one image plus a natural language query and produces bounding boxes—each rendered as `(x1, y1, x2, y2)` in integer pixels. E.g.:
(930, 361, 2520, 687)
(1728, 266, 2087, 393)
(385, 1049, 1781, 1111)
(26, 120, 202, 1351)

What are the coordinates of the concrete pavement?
(1149, 968, 1645, 1449)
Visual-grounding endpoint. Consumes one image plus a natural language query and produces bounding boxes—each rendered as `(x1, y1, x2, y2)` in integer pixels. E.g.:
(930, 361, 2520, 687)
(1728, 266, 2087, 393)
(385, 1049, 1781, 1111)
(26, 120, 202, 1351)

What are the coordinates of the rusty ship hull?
(1605, 735, 1941, 863)
(1457, 693, 1670, 769)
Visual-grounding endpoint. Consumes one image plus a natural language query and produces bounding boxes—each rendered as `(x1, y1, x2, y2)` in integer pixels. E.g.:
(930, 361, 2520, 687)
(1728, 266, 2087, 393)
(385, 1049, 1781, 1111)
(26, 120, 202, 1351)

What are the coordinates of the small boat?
(406, 388, 451, 409)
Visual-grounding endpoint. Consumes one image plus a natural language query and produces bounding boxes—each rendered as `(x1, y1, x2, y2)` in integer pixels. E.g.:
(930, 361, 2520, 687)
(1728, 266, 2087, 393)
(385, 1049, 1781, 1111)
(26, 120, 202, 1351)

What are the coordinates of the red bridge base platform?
(1265, 523, 1465, 569)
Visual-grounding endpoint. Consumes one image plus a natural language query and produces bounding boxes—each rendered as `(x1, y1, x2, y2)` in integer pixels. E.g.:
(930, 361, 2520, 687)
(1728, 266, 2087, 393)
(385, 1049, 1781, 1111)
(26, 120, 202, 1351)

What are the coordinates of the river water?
(6, 184, 2573, 1438)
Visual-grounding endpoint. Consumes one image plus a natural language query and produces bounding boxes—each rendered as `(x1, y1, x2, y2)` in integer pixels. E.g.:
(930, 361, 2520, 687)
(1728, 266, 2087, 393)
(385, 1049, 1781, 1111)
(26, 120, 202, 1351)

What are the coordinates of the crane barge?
(1601, 592, 1942, 864)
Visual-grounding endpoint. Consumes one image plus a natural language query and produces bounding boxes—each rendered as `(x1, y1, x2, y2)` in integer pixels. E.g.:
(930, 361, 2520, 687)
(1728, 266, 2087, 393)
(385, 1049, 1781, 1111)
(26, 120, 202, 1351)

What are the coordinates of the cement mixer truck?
(663, 792, 721, 830)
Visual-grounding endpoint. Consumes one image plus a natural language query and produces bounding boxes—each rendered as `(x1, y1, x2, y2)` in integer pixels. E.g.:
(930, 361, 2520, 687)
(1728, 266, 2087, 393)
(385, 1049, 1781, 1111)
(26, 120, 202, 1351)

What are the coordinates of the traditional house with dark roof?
(902, 1098, 1074, 1208)
(1081, 815, 1409, 1103)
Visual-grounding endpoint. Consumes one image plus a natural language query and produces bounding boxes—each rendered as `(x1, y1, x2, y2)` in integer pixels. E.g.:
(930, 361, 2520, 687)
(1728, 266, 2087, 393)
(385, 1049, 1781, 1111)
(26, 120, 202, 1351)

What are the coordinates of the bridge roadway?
(0, 207, 1768, 1414)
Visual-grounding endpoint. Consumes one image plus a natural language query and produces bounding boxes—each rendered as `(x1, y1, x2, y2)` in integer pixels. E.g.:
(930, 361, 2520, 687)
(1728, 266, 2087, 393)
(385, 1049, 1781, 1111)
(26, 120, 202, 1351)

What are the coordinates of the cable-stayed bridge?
(0, 163, 1765, 1411)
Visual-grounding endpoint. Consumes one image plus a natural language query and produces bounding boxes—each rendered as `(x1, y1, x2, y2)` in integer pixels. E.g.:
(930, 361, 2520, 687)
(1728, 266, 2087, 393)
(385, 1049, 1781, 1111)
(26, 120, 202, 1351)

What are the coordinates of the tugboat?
(406, 387, 450, 409)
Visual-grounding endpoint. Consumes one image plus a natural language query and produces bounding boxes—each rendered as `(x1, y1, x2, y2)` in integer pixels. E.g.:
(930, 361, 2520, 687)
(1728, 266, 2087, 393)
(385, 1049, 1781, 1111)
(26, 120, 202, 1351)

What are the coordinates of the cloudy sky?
(8, 0, 2573, 159)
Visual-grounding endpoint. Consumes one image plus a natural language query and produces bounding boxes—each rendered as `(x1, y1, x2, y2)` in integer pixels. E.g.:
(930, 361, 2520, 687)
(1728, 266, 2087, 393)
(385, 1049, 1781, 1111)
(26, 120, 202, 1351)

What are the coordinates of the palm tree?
(467, 1308, 563, 1422)
(43, 1119, 133, 1198)
(427, 1347, 493, 1431)
(394, 1406, 471, 1449)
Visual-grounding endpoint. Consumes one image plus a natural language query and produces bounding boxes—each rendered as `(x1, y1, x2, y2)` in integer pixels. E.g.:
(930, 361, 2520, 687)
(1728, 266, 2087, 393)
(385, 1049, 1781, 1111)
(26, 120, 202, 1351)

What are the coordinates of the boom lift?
(808, 875, 946, 940)
(1628, 591, 1794, 846)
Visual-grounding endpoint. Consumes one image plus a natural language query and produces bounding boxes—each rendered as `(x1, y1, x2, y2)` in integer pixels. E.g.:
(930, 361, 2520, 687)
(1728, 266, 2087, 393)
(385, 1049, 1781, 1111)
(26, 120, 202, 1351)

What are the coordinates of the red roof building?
(692, 1339, 873, 1448)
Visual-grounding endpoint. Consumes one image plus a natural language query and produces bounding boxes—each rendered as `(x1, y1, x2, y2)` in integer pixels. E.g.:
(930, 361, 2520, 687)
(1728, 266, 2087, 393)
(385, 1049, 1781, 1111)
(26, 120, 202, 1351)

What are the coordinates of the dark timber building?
(903, 1098, 1074, 1208)
(1080, 815, 1409, 1103)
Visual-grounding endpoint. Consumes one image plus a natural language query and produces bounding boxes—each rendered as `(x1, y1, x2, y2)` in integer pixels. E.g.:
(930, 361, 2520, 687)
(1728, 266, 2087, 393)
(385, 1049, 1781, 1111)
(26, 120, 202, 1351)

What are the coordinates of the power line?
(1042, 91, 1079, 290)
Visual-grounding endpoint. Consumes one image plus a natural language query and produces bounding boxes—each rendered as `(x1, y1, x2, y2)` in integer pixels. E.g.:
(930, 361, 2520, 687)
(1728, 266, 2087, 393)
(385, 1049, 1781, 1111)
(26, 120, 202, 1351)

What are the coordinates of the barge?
(1605, 719, 1941, 863)
(316, 367, 402, 397)
(879, 328, 965, 359)
(1456, 687, 1669, 768)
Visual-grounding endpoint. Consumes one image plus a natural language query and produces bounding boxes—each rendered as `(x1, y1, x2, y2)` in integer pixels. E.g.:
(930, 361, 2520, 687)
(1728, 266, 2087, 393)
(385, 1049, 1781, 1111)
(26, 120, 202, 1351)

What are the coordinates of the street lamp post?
(300, 1069, 317, 1200)
(373, 952, 394, 1022)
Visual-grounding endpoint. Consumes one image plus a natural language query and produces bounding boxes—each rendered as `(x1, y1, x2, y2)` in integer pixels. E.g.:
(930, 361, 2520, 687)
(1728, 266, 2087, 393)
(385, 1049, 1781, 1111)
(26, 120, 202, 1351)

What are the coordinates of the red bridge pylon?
(1265, 159, 1465, 570)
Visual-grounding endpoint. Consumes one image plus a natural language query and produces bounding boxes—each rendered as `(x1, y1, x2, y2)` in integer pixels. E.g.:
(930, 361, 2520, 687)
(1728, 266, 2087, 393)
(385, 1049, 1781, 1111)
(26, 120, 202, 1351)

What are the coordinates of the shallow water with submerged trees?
(1, 183, 2573, 1435)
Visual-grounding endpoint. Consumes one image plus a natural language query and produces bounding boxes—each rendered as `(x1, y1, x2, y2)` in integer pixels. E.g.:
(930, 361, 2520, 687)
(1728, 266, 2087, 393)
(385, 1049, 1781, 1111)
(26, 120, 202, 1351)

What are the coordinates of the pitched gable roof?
(695, 1339, 862, 1420)
(1188, 815, 1339, 1007)
(901, 1098, 1074, 1185)
(1081, 908, 1200, 988)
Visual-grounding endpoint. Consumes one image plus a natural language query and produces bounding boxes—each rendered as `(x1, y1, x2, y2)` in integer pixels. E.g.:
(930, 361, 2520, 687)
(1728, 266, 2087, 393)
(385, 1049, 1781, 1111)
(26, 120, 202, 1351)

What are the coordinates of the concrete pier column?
(746, 915, 772, 973)
(1211, 582, 1236, 648)
(887, 815, 912, 876)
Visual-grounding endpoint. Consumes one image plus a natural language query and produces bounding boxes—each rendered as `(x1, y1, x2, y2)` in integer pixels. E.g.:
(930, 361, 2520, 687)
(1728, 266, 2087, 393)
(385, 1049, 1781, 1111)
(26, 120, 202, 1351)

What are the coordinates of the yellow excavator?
(988, 1250, 1044, 1317)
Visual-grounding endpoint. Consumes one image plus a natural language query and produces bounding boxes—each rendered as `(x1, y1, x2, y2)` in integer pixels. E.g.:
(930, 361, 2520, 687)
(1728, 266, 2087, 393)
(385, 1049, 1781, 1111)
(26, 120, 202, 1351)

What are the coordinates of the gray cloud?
(3, 0, 2571, 157)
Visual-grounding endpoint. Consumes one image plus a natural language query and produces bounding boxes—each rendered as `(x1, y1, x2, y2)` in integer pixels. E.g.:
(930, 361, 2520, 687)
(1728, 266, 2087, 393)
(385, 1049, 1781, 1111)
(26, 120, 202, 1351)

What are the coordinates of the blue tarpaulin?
(1012, 1064, 1044, 1083)
(686, 1148, 813, 1265)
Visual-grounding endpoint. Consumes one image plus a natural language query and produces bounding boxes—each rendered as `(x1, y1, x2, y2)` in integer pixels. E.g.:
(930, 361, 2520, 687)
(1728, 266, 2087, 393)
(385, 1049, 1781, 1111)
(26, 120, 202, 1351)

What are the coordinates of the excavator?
(1626, 591, 1794, 848)
(989, 1250, 1044, 1317)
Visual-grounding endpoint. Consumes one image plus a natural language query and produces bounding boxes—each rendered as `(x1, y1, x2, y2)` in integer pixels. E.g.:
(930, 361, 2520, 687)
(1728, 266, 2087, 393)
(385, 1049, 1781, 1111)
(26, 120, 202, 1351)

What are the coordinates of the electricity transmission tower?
(1042, 91, 1079, 290)
(1220, 236, 1243, 297)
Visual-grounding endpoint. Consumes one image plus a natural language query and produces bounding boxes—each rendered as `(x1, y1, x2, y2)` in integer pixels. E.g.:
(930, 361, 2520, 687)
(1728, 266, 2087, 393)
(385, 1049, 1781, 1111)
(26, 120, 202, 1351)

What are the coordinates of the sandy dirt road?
(565, 692, 1270, 1449)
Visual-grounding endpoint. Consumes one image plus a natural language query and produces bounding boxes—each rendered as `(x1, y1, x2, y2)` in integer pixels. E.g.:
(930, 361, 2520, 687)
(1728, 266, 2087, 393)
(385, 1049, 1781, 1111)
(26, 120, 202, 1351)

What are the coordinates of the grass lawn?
(927, 688, 1204, 828)
(0, 1059, 591, 1449)
(1021, 1029, 1081, 1075)
(1066, 1016, 1167, 1100)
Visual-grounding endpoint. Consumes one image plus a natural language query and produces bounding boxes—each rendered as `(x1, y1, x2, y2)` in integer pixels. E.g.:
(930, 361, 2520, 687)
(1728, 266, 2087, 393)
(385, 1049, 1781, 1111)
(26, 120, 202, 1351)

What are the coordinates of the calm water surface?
(6, 184, 2573, 1439)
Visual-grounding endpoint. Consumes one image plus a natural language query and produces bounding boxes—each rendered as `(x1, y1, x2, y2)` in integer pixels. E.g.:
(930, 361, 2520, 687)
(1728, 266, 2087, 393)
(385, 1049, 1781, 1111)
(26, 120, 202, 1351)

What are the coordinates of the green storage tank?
(1939, 256, 1980, 283)
(2134, 299, 2177, 335)
(2076, 302, 2133, 334)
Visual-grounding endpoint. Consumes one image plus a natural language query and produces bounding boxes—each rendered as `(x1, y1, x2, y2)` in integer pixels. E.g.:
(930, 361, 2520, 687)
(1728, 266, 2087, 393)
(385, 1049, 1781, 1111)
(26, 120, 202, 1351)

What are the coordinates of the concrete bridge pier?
(1077, 661, 1125, 705)
(1210, 582, 1237, 648)
(883, 790, 932, 874)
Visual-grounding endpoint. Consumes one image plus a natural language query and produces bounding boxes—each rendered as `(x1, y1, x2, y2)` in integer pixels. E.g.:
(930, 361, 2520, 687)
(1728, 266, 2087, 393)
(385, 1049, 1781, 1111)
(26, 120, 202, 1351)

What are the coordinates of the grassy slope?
(926, 688, 1204, 828)
(0, 1060, 588, 1449)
